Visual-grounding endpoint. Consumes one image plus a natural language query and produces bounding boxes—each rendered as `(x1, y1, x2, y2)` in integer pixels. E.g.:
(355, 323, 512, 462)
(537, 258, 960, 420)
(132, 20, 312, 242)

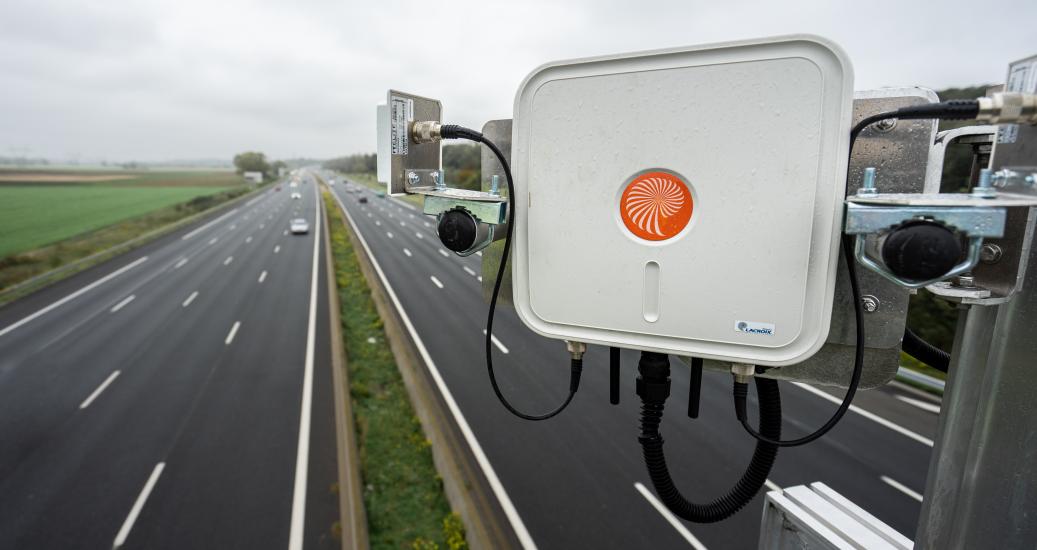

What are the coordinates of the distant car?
(359, 196, 368, 204)
(291, 192, 302, 199)
(376, 190, 386, 198)
(290, 218, 310, 234)
(276, 185, 282, 191)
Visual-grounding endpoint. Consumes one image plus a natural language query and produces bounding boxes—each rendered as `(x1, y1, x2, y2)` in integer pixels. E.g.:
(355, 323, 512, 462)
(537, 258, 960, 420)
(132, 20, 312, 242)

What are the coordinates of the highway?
(328, 174, 942, 549)
(0, 175, 341, 549)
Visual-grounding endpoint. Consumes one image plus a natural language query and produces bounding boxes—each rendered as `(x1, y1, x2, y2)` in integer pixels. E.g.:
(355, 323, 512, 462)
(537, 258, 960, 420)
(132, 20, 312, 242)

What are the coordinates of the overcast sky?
(2, 0, 1034, 163)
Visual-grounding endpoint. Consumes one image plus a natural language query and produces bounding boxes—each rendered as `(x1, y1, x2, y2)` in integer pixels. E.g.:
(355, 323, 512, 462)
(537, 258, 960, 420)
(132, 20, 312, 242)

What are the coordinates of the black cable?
(736, 99, 979, 446)
(440, 124, 582, 420)
(902, 327, 950, 372)
(638, 352, 781, 523)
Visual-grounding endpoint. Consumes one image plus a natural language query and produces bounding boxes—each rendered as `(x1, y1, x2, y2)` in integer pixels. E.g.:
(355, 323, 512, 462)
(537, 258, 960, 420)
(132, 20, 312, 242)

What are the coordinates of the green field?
(0, 184, 234, 258)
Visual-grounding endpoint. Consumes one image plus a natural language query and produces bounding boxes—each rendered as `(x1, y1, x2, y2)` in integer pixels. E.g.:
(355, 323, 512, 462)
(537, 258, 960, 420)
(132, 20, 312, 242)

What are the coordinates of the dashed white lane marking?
(463, 266, 477, 277)
(423, 221, 431, 228)
(246, 236, 253, 243)
(181, 208, 238, 240)
(79, 370, 121, 409)
(260, 223, 265, 229)
(174, 258, 188, 269)
(409, 214, 415, 219)
(881, 475, 923, 502)
(482, 329, 509, 354)
(113, 463, 165, 549)
(225, 321, 241, 345)
(415, 232, 424, 240)
(284, 230, 289, 235)
(792, 382, 934, 447)
(182, 291, 199, 308)
(477, 276, 483, 282)
(110, 295, 135, 313)
(375, 220, 381, 226)
(430, 276, 444, 289)
(230, 224, 236, 230)
(634, 483, 709, 550)
(387, 232, 394, 239)
(438, 249, 450, 258)
(475, 251, 482, 257)
(895, 395, 941, 414)
(274, 245, 281, 254)
(400, 221, 406, 227)
(258, 270, 268, 283)
(224, 256, 234, 266)
(403, 248, 412, 257)
(209, 237, 218, 245)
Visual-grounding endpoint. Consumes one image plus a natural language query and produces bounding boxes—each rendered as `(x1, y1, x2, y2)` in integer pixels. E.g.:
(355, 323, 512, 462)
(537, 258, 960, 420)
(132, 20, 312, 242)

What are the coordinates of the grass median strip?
(324, 191, 467, 550)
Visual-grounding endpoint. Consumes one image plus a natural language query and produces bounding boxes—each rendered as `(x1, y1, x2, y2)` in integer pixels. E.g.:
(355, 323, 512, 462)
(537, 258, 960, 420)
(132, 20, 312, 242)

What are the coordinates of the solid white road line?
(174, 258, 188, 269)
(113, 462, 165, 548)
(430, 276, 444, 289)
(634, 483, 709, 550)
(403, 248, 412, 257)
(79, 370, 121, 409)
(110, 295, 136, 313)
(387, 232, 394, 239)
(209, 237, 218, 245)
(881, 475, 923, 502)
(438, 249, 450, 258)
(274, 245, 281, 254)
(0, 257, 149, 339)
(895, 395, 941, 414)
(225, 321, 241, 345)
(482, 329, 509, 354)
(182, 291, 198, 308)
(181, 208, 238, 240)
(287, 189, 322, 550)
(223, 256, 233, 266)
(330, 191, 536, 549)
(792, 383, 934, 447)
(258, 270, 267, 283)
(463, 266, 477, 277)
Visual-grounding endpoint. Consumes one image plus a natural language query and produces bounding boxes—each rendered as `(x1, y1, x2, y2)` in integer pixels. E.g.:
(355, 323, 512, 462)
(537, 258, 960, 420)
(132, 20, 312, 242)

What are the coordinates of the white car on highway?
(291, 192, 301, 199)
(289, 218, 310, 234)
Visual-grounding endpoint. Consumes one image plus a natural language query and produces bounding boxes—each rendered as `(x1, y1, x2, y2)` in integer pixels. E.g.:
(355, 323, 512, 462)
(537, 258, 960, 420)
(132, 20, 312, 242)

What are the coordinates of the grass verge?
(324, 190, 467, 550)
(0, 186, 251, 305)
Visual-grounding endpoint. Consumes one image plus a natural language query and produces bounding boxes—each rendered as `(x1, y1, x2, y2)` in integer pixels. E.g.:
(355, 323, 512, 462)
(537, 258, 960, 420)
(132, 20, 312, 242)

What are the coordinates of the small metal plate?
(386, 90, 441, 196)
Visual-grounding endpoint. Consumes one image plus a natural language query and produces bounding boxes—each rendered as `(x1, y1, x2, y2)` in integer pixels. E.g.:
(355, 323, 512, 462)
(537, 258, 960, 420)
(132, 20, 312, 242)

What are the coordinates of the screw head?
(406, 171, 420, 186)
(980, 243, 1003, 264)
(873, 118, 897, 132)
(861, 295, 880, 313)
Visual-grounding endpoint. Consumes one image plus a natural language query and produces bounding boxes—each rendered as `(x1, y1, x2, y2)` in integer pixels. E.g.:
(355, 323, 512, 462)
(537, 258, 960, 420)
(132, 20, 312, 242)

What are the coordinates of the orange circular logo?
(620, 171, 693, 241)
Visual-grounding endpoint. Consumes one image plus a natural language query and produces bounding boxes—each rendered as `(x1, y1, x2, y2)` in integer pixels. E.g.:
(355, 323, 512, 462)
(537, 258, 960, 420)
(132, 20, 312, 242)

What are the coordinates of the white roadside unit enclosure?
(511, 35, 854, 366)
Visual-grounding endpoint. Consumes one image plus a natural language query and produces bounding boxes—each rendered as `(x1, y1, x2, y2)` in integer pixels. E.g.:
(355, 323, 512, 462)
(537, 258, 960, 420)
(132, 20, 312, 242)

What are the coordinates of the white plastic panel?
(511, 35, 854, 366)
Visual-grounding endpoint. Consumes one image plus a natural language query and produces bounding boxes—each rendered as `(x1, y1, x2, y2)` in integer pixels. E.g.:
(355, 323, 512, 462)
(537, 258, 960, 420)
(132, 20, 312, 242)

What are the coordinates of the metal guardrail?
(895, 367, 945, 394)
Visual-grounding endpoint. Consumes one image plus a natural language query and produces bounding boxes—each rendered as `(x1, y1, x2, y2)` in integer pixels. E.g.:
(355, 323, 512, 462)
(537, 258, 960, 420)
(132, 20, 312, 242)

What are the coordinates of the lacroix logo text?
(620, 171, 693, 241)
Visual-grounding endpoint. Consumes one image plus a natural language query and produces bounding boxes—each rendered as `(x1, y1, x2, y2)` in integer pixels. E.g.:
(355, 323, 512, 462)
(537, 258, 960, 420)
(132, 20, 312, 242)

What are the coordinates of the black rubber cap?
(437, 209, 478, 253)
(881, 221, 961, 281)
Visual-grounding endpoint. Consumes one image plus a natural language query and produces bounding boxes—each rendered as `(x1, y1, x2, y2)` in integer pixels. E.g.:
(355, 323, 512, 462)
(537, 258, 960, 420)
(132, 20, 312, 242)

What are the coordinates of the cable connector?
(977, 93, 1037, 125)
(731, 363, 755, 385)
(410, 121, 442, 144)
(565, 340, 587, 360)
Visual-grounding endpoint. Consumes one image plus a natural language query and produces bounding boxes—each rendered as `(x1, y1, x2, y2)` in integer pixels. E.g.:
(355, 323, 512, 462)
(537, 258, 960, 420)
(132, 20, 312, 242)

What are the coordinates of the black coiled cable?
(637, 352, 781, 522)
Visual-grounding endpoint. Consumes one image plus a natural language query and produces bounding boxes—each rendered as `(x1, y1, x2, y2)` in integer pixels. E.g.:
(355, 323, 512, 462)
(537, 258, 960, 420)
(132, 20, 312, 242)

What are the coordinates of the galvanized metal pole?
(914, 244, 1037, 548)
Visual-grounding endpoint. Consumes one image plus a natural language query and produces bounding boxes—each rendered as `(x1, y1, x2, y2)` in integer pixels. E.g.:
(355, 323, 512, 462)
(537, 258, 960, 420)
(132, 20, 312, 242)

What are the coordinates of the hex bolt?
(980, 243, 1003, 264)
(873, 118, 897, 132)
(431, 171, 444, 190)
(490, 174, 500, 196)
(406, 171, 420, 187)
(858, 167, 878, 195)
(955, 274, 976, 288)
(972, 169, 997, 198)
(861, 295, 880, 313)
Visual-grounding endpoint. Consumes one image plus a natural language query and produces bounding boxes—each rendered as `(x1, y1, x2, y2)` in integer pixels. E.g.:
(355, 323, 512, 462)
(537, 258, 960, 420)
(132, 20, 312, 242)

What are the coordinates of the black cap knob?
(881, 220, 961, 282)
(437, 209, 478, 253)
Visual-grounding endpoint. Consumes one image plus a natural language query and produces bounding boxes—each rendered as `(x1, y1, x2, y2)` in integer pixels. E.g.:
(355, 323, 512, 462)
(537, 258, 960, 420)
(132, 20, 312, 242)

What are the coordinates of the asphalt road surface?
(329, 174, 942, 550)
(0, 175, 340, 549)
